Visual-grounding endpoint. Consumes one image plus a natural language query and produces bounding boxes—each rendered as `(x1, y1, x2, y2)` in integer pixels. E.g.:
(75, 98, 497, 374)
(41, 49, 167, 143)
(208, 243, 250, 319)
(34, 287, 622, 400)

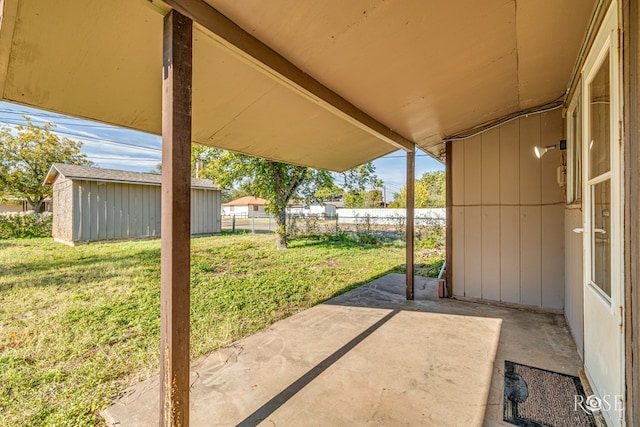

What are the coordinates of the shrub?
(354, 214, 382, 245)
(286, 215, 301, 238)
(415, 215, 445, 250)
(415, 225, 445, 250)
(390, 213, 406, 239)
(0, 212, 53, 239)
(302, 215, 320, 235)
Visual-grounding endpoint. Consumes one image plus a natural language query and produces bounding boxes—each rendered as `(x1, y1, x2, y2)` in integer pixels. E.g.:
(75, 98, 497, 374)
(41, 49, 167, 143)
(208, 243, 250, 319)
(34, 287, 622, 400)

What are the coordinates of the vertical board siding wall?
(191, 188, 221, 235)
(63, 180, 219, 244)
(564, 208, 584, 356)
(451, 110, 565, 309)
(74, 181, 162, 242)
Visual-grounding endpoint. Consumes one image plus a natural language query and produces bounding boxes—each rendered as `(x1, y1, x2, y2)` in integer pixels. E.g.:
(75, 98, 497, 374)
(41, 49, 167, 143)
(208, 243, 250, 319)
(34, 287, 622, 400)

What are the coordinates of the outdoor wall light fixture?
(534, 140, 567, 159)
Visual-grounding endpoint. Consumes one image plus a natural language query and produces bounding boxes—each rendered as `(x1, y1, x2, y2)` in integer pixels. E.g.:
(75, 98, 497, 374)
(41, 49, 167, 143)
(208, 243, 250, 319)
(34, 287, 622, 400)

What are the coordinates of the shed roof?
(43, 163, 219, 190)
(222, 196, 267, 206)
(0, 0, 596, 168)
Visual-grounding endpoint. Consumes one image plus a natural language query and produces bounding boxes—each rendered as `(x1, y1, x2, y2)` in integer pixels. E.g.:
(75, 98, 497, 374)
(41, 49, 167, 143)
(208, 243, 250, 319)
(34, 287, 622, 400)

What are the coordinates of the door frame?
(622, 0, 640, 424)
(580, 1, 625, 425)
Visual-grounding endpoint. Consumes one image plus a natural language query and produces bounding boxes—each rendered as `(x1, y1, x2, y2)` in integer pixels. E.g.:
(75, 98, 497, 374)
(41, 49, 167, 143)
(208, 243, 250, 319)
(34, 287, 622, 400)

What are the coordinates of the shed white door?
(581, 3, 624, 425)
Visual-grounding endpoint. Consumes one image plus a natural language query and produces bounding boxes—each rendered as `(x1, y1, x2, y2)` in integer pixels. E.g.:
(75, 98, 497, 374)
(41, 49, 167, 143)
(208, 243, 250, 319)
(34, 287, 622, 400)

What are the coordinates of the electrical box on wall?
(557, 165, 566, 187)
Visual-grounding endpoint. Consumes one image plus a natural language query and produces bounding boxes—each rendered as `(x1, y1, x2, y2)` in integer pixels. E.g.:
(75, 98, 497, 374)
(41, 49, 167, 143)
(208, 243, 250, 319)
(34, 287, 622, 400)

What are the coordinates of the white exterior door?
(581, 3, 624, 426)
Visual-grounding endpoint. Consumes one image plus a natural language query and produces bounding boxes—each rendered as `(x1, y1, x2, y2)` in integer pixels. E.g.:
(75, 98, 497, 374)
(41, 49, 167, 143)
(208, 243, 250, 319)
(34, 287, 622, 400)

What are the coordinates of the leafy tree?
(388, 181, 429, 208)
(341, 163, 381, 193)
(0, 116, 91, 212)
(226, 179, 255, 203)
(192, 146, 379, 249)
(344, 188, 384, 208)
(343, 190, 364, 208)
(341, 163, 383, 208)
(365, 189, 384, 208)
(194, 148, 329, 249)
(313, 182, 343, 202)
(389, 171, 445, 208)
(421, 170, 446, 208)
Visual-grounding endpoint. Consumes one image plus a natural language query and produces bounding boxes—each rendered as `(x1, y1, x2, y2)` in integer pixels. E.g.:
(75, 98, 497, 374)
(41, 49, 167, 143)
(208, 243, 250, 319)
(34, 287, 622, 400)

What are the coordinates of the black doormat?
(503, 361, 597, 427)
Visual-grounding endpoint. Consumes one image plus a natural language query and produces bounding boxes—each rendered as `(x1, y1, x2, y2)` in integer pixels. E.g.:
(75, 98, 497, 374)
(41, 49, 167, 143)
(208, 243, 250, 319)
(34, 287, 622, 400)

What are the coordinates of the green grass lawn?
(0, 233, 442, 426)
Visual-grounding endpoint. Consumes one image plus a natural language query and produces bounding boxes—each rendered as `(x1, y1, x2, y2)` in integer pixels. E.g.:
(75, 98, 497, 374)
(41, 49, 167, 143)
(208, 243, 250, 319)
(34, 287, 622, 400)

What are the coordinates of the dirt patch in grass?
(317, 258, 339, 268)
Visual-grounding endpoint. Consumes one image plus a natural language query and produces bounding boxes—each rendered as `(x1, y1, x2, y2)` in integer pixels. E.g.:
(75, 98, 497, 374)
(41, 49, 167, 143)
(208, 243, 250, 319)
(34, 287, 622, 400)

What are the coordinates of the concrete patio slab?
(102, 274, 582, 426)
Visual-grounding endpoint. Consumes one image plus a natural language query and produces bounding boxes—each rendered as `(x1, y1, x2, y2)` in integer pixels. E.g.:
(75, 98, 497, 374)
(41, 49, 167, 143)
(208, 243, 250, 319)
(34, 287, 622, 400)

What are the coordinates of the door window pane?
(592, 180, 611, 297)
(589, 53, 610, 179)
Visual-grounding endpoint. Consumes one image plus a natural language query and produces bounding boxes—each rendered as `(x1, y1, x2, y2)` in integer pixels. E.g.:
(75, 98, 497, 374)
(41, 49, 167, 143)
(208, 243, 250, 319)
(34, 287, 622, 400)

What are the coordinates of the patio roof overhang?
(0, 0, 595, 168)
(0, 1, 603, 425)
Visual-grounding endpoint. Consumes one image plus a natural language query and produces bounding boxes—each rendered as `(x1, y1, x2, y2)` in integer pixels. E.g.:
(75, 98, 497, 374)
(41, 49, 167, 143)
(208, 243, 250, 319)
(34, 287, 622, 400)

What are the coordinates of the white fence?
(335, 208, 446, 225)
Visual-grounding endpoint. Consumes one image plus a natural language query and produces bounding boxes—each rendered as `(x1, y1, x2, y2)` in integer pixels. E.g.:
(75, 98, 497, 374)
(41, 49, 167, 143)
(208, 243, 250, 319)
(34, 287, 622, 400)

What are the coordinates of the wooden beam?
(623, 0, 640, 424)
(160, 9, 193, 427)
(445, 141, 453, 297)
(163, 0, 413, 153)
(406, 149, 415, 300)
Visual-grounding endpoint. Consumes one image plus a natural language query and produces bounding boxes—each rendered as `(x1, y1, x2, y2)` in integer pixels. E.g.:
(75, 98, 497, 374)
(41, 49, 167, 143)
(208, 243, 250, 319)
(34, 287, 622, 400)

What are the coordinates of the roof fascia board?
(162, 0, 415, 152)
(42, 164, 60, 186)
(46, 174, 218, 190)
(72, 177, 218, 190)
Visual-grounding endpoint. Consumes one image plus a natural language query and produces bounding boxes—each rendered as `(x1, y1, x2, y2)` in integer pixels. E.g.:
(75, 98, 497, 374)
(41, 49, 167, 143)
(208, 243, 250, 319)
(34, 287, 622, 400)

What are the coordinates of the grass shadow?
(0, 245, 160, 292)
(288, 237, 394, 251)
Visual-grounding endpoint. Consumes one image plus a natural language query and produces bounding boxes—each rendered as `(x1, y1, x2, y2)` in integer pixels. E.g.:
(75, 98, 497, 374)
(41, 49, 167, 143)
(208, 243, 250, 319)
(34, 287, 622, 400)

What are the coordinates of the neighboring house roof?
(222, 196, 267, 207)
(43, 163, 219, 190)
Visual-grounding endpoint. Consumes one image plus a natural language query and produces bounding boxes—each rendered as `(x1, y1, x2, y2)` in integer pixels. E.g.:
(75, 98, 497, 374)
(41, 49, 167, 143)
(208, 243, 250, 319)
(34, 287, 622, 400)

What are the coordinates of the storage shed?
(44, 163, 221, 244)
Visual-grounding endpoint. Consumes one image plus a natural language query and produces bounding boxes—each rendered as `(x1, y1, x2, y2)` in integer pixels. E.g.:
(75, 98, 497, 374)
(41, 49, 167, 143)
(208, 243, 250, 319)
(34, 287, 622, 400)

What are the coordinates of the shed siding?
(121, 184, 130, 237)
(106, 182, 116, 240)
(451, 110, 565, 309)
(52, 176, 73, 242)
(72, 181, 81, 241)
(214, 191, 222, 231)
(191, 189, 218, 235)
(54, 178, 219, 244)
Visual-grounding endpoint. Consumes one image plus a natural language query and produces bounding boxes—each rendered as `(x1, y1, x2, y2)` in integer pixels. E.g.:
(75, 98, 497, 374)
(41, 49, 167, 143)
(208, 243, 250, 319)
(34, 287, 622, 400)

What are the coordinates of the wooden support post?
(406, 148, 415, 300)
(160, 9, 193, 427)
(445, 141, 453, 298)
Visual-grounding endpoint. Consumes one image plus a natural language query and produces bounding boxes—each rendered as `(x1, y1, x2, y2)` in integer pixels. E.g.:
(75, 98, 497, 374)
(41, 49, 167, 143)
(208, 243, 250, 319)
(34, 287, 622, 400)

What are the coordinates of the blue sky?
(0, 101, 443, 198)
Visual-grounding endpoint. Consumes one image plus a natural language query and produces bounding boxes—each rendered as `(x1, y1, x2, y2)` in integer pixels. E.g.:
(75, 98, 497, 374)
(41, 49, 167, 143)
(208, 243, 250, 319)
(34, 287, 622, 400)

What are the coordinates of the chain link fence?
(221, 213, 445, 277)
(222, 213, 443, 239)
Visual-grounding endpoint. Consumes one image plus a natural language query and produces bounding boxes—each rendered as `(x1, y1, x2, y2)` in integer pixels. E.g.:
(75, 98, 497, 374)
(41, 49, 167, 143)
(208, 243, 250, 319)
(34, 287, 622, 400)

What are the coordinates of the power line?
(86, 156, 160, 162)
(376, 154, 431, 159)
(58, 133, 161, 153)
(0, 119, 162, 153)
(0, 108, 82, 120)
(0, 109, 126, 129)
